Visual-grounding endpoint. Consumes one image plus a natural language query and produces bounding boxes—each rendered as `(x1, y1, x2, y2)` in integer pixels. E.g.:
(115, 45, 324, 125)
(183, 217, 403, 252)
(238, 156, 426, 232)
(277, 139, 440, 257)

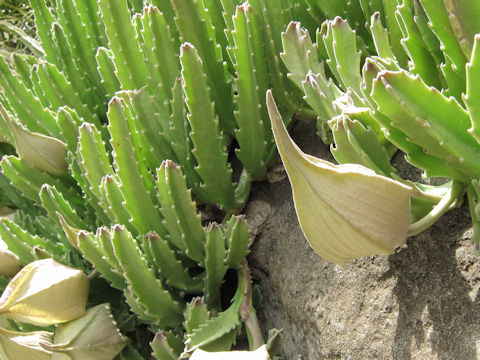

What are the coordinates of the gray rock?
(248, 119, 480, 360)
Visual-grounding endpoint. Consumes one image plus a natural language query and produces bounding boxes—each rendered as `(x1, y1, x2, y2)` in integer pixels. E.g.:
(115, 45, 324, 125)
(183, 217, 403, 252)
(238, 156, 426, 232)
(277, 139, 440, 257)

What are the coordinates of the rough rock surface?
(247, 119, 480, 360)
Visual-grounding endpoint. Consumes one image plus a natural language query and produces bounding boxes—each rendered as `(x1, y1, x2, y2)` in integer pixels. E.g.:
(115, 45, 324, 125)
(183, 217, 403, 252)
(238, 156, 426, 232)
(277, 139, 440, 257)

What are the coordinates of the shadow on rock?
(384, 204, 480, 360)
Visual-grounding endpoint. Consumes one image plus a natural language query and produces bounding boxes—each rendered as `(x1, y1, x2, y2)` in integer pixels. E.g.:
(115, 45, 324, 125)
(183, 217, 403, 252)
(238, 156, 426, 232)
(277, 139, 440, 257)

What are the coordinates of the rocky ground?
(247, 118, 480, 360)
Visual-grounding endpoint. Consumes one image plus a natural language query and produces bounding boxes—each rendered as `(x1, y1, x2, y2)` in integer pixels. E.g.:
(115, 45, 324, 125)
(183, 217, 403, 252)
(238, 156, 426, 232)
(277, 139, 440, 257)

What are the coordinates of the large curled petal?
(267, 90, 412, 265)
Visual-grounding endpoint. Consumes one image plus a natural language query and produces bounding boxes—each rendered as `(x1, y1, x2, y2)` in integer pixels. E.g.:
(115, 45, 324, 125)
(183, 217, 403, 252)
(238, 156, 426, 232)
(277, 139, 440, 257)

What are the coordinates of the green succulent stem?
(400, 180, 450, 203)
(233, 169, 252, 211)
(408, 181, 465, 236)
(87, 269, 99, 280)
(238, 261, 264, 351)
(294, 109, 317, 121)
(467, 184, 480, 251)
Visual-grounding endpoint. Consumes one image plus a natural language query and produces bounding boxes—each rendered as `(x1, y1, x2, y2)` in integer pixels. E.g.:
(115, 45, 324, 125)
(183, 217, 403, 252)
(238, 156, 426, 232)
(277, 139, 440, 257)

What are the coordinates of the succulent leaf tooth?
(99, 175, 138, 236)
(123, 289, 158, 324)
(140, 6, 180, 101)
(443, 0, 480, 59)
(51, 22, 106, 123)
(250, 0, 302, 113)
(301, 71, 341, 143)
(0, 155, 79, 207)
(77, 122, 114, 200)
(123, 88, 178, 170)
(0, 217, 65, 264)
(35, 62, 93, 124)
(56, 106, 82, 153)
(29, 0, 57, 64)
(57, 0, 105, 96)
(95, 46, 120, 101)
(0, 219, 33, 264)
(380, 0, 408, 67)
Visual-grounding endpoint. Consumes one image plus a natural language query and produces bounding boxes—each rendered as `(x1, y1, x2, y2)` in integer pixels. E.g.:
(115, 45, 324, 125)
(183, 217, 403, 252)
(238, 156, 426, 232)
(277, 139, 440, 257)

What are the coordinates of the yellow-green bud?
(267, 91, 412, 266)
(0, 258, 89, 326)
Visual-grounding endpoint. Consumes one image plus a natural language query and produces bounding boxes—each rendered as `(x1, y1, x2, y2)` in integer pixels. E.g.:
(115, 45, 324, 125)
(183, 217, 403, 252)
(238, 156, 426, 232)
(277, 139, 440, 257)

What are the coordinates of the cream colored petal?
(267, 90, 412, 265)
(41, 303, 129, 360)
(0, 258, 88, 326)
(0, 246, 21, 278)
(190, 345, 270, 360)
(0, 328, 53, 360)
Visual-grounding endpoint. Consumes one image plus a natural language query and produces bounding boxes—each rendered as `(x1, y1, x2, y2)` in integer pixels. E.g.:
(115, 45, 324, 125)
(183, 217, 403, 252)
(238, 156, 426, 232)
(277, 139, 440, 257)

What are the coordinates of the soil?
(247, 119, 480, 360)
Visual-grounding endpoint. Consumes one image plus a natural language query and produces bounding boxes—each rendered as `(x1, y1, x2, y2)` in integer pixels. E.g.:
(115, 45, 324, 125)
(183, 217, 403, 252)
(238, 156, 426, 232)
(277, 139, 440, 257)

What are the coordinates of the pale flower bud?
(267, 90, 412, 265)
(0, 237, 21, 278)
(0, 258, 89, 326)
(0, 103, 67, 176)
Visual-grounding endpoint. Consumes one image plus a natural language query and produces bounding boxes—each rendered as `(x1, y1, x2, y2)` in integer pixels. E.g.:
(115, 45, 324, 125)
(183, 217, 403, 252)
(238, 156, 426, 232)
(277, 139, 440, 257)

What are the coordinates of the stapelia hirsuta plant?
(267, 90, 412, 266)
